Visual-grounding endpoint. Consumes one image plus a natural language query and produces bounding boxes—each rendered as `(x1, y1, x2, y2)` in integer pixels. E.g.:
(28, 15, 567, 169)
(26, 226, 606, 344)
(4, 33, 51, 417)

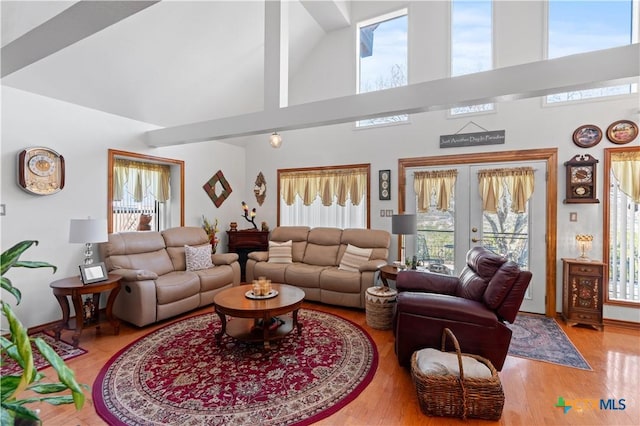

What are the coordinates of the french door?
(411, 161, 546, 314)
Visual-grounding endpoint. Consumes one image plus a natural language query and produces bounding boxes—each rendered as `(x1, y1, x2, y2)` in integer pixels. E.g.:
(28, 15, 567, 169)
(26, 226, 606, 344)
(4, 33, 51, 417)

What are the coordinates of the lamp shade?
(391, 214, 416, 235)
(269, 132, 282, 148)
(69, 218, 108, 244)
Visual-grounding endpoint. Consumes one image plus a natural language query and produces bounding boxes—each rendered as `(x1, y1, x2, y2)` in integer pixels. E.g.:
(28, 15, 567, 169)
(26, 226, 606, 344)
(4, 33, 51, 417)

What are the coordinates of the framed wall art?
(203, 170, 233, 207)
(572, 124, 602, 148)
(606, 120, 638, 144)
(379, 170, 391, 200)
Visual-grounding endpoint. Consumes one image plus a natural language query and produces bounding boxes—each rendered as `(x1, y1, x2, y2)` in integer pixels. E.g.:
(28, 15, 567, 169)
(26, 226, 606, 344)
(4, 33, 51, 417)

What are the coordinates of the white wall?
(1, 86, 247, 329)
(246, 1, 640, 323)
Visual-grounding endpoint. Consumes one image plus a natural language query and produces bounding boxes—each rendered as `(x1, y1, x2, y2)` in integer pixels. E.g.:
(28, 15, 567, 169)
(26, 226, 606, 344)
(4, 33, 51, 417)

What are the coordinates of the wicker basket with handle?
(410, 328, 505, 420)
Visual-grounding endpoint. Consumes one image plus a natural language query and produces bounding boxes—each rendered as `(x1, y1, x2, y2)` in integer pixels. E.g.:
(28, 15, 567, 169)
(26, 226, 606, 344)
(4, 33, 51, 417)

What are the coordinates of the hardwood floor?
(32, 302, 639, 425)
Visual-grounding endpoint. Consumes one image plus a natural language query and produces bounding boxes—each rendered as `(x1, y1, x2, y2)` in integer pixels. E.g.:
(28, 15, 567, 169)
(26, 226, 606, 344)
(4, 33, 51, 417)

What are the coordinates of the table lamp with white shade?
(69, 217, 108, 265)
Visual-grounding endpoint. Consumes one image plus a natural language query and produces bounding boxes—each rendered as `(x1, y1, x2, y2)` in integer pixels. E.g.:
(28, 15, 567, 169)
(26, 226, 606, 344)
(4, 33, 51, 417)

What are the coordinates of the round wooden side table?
(49, 273, 122, 347)
(378, 264, 400, 287)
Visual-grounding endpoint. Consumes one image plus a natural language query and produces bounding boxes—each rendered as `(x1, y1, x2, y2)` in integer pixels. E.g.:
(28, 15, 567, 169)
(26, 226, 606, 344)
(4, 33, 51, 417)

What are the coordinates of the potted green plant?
(1, 241, 86, 425)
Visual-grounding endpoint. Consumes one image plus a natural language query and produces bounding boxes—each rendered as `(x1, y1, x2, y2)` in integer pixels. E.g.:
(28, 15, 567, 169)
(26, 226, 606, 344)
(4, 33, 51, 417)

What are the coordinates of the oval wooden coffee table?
(213, 283, 305, 349)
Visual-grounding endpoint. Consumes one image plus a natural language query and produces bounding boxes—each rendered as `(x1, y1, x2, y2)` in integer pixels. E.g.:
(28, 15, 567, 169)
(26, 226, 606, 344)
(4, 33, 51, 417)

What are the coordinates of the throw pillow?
(268, 240, 293, 264)
(184, 244, 213, 271)
(338, 244, 372, 272)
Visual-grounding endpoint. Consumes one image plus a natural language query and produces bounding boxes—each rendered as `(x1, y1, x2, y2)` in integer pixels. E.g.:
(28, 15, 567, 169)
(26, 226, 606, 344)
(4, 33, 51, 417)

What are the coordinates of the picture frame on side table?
(606, 120, 638, 144)
(79, 262, 108, 284)
(572, 124, 602, 148)
(379, 170, 391, 200)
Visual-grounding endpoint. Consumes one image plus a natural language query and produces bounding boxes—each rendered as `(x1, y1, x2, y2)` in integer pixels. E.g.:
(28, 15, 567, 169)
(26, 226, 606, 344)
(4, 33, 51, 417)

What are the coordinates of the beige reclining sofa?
(245, 226, 390, 308)
(100, 226, 240, 327)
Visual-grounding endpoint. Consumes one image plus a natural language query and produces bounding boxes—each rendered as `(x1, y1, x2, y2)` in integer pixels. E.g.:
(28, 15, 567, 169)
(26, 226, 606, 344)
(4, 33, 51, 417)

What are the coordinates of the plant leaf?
(13, 260, 58, 274)
(1, 302, 36, 400)
(28, 383, 69, 394)
(34, 338, 85, 409)
(1, 401, 41, 422)
(0, 241, 38, 276)
(0, 376, 20, 402)
(0, 277, 21, 304)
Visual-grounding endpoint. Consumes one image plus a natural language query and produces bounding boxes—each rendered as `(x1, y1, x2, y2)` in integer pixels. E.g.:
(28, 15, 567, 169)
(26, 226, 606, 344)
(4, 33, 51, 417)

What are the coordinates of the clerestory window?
(356, 9, 408, 127)
(450, 0, 494, 116)
(546, 0, 638, 104)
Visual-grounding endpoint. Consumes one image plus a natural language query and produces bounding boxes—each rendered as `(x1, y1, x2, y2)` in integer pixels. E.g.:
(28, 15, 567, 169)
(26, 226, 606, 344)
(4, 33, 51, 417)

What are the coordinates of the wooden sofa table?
(49, 273, 122, 347)
(213, 283, 304, 349)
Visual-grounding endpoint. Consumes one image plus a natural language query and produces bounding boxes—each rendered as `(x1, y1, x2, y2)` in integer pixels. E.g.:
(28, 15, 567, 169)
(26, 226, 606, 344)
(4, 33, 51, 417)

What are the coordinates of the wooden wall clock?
(564, 154, 599, 204)
(17, 147, 65, 195)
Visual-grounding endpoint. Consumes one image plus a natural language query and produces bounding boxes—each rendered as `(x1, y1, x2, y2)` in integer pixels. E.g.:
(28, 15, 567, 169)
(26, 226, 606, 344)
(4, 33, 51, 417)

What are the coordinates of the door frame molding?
(398, 148, 558, 317)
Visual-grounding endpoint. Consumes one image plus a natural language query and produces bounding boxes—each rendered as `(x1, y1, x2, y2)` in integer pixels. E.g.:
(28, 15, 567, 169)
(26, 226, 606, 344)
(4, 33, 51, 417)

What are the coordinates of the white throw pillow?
(268, 240, 293, 264)
(184, 244, 213, 271)
(338, 244, 372, 272)
(415, 348, 492, 379)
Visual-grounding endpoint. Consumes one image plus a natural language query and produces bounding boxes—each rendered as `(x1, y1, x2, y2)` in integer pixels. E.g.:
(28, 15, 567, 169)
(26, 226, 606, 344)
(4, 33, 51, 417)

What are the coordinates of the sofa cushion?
(338, 244, 372, 272)
(108, 249, 175, 276)
(303, 228, 343, 266)
(270, 226, 310, 262)
(483, 262, 520, 309)
(320, 268, 362, 293)
(285, 263, 327, 288)
(268, 240, 293, 264)
(184, 244, 213, 271)
(155, 271, 200, 305)
(467, 247, 507, 280)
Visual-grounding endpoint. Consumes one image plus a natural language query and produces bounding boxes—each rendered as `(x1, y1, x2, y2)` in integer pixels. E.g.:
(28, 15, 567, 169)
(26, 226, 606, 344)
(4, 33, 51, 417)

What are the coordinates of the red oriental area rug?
(1, 332, 87, 376)
(93, 309, 378, 425)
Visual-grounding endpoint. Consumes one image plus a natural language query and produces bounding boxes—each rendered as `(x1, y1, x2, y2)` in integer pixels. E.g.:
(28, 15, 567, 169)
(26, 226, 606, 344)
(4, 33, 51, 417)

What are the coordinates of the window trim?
(277, 163, 371, 228)
(603, 145, 640, 308)
(107, 149, 184, 233)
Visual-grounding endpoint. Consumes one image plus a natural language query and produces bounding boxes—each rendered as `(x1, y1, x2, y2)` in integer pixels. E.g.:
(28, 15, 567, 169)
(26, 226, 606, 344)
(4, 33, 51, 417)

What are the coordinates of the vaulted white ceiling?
(2, 1, 638, 147)
(1, 0, 329, 127)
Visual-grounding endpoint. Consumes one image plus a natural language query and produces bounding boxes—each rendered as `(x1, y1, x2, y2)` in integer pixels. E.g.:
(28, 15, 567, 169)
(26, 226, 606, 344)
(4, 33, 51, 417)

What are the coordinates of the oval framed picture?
(606, 120, 638, 145)
(572, 124, 602, 148)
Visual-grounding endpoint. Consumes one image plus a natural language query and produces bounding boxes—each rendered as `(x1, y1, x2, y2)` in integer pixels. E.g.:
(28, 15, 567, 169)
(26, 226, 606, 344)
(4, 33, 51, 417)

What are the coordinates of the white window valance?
(611, 151, 640, 203)
(413, 169, 458, 212)
(280, 167, 368, 207)
(113, 159, 170, 202)
(477, 167, 535, 213)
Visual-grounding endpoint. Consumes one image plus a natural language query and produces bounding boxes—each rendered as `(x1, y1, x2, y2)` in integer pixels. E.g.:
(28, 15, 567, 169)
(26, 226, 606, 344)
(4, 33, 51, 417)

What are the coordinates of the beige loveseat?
(99, 227, 240, 327)
(245, 226, 390, 308)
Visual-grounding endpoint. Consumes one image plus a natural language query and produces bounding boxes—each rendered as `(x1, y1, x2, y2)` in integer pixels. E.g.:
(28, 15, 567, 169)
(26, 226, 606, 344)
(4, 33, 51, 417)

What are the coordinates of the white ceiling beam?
(145, 44, 640, 147)
(1, 0, 159, 77)
(300, 0, 351, 32)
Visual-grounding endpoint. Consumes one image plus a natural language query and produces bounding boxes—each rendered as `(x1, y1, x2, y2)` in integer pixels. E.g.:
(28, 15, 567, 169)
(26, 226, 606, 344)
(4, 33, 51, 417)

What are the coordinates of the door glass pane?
(416, 196, 455, 275)
(482, 180, 530, 269)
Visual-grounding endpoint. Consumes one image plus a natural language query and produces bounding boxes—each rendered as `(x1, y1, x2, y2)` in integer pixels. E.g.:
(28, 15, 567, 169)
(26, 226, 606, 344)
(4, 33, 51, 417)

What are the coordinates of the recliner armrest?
(212, 253, 239, 265)
(360, 259, 387, 272)
(111, 268, 158, 281)
(396, 270, 459, 295)
(396, 292, 498, 326)
(247, 251, 269, 262)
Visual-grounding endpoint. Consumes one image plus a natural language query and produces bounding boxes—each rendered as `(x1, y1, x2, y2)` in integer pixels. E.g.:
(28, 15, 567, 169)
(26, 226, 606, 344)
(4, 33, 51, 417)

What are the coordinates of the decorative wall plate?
(203, 170, 232, 207)
(606, 120, 638, 144)
(572, 124, 602, 148)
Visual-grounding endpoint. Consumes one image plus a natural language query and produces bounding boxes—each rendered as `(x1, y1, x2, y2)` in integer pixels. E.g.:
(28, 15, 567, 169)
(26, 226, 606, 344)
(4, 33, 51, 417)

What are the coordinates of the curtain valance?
(611, 151, 640, 203)
(280, 168, 368, 206)
(413, 169, 458, 212)
(477, 167, 534, 213)
(113, 159, 170, 202)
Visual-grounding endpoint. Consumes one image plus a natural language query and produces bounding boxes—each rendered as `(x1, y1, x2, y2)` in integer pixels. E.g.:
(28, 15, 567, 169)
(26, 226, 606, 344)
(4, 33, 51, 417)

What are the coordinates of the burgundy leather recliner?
(393, 246, 532, 371)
